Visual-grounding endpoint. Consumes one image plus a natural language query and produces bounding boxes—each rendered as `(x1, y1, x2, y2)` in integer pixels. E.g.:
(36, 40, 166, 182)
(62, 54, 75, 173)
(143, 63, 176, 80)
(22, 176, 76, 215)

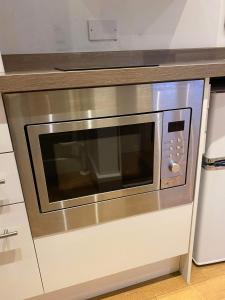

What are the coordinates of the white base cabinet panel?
(0, 152, 24, 206)
(29, 257, 180, 300)
(35, 204, 192, 293)
(0, 203, 43, 300)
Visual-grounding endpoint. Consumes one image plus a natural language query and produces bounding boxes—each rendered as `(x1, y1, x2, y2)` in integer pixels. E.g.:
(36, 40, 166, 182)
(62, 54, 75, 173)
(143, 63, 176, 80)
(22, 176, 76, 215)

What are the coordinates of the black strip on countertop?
(55, 64, 160, 71)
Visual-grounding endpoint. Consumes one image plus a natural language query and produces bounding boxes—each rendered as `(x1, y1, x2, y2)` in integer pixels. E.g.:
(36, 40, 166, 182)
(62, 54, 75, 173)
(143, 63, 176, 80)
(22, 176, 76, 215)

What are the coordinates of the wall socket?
(88, 20, 117, 41)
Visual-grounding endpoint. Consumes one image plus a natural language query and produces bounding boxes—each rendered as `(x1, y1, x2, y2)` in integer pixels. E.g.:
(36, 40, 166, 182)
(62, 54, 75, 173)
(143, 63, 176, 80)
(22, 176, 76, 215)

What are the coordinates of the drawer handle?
(0, 179, 5, 184)
(0, 229, 18, 239)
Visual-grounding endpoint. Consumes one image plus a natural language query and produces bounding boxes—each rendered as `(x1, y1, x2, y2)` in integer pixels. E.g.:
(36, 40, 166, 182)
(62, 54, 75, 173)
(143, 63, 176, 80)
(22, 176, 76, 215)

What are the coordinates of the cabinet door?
(0, 203, 43, 299)
(0, 96, 12, 153)
(0, 152, 24, 206)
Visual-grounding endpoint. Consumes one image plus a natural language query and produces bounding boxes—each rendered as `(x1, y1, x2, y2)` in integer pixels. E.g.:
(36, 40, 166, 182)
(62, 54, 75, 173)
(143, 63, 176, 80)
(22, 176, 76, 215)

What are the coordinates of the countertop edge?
(0, 62, 224, 93)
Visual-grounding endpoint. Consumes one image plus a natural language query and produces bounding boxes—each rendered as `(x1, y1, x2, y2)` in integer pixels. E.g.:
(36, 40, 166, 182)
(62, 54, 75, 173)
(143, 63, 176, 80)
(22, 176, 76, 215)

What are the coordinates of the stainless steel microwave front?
(27, 112, 163, 213)
(3, 80, 204, 237)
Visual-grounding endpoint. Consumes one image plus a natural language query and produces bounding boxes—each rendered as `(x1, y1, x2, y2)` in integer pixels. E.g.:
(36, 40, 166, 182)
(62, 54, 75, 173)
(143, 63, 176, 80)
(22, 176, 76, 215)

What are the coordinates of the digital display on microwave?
(168, 121, 185, 132)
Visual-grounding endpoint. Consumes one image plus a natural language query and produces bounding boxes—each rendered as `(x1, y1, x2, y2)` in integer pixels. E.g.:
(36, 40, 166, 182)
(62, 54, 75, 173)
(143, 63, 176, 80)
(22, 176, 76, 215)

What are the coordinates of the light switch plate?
(88, 20, 117, 41)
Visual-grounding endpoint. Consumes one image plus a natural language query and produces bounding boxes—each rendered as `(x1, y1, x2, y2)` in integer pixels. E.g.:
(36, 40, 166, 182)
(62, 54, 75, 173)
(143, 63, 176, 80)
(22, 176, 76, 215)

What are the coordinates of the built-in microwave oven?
(27, 109, 190, 213)
(3, 80, 204, 237)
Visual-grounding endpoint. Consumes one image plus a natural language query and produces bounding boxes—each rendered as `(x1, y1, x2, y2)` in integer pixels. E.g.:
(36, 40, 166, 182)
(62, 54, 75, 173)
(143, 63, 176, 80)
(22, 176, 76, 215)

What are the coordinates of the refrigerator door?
(193, 167, 225, 265)
(205, 92, 225, 159)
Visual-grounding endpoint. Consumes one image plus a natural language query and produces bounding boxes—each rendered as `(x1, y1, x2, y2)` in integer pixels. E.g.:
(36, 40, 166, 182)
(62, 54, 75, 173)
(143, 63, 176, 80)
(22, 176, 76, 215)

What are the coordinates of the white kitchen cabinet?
(0, 152, 24, 206)
(0, 95, 12, 153)
(0, 123, 12, 153)
(0, 203, 43, 299)
(35, 204, 192, 293)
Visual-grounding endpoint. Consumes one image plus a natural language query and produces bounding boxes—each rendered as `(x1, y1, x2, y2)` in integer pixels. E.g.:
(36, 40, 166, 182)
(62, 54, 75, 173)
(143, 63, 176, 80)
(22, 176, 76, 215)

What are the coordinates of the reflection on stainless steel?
(3, 80, 204, 237)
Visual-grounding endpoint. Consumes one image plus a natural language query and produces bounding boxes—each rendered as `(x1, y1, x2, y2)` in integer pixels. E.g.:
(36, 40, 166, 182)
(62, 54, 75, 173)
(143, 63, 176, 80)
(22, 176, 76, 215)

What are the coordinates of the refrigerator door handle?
(203, 159, 225, 170)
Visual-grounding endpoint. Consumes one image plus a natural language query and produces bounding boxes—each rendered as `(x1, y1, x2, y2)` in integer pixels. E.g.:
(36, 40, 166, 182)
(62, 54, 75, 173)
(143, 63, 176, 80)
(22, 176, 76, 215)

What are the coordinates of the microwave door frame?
(27, 113, 162, 213)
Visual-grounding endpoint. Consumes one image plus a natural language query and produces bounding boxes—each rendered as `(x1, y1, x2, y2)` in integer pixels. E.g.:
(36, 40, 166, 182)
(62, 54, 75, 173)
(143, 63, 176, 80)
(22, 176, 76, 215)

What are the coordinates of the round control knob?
(169, 161, 180, 173)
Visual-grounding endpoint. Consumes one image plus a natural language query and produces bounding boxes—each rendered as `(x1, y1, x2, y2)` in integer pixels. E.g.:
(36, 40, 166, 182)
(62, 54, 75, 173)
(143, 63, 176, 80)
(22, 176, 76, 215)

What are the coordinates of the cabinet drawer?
(0, 124, 12, 153)
(0, 96, 12, 153)
(0, 152, 24, 206)
(0, 203, 43, 299)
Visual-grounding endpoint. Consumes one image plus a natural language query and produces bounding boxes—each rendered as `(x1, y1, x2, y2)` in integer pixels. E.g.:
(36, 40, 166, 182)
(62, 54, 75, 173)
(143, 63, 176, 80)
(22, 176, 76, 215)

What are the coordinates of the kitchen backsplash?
(0, 0, 224, 54)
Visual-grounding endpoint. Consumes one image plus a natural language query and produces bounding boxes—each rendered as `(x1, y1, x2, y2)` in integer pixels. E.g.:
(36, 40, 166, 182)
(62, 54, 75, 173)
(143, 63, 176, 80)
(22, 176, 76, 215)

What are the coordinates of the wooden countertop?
(1, 48, 225, 93)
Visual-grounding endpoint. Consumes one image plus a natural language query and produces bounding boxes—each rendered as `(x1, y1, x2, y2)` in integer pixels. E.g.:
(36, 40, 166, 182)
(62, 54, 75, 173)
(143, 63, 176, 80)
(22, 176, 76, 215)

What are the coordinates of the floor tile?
(190, 262, 225, 285)
(103, 291, 156, 300)
(199, 262, 225, 280)
(157, 286, 203, 300)
(193, 274, 225, 300)
(190, 264, 208, 284)
(127, 275, 187, 299)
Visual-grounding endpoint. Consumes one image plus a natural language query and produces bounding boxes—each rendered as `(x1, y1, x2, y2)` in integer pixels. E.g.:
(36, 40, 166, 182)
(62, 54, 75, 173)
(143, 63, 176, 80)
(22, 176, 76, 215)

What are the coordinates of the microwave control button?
(169, 161, 181, 173)
(176, 145, 181, 150)
(177, 137, 181, 142)
(170, 139, 174, 144)
(169, 146, 173, 151)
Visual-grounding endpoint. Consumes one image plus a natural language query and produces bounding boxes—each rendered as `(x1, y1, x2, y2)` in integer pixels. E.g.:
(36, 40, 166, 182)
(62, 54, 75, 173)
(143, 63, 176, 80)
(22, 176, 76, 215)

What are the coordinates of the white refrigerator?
(193, 89, 225, 265)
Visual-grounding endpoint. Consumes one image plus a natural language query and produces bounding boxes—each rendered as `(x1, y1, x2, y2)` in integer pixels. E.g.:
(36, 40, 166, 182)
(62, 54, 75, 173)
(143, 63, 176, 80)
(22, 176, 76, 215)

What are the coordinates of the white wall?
(170, 0, 225, 48)
(0, 0, 224, 54)
(217, 0, 225, 46)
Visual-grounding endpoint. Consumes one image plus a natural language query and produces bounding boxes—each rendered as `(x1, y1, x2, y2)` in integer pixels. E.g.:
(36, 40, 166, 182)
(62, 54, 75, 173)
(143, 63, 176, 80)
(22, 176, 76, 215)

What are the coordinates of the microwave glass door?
(27, 113, 162, 212)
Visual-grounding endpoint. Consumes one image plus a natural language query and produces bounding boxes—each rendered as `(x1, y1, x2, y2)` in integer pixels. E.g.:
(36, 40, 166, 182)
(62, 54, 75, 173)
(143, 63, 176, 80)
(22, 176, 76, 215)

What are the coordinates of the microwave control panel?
(161, 108, 191, 189)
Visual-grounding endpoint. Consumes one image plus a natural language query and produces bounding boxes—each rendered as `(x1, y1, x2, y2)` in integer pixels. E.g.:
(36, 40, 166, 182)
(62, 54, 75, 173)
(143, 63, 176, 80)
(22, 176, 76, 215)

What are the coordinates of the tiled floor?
(94, 262, 225, 300)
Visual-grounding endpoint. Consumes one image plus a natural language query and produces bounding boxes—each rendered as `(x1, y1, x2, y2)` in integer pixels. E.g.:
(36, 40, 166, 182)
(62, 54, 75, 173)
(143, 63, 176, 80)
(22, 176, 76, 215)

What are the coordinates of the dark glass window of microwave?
(39, 122, 155, 204)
